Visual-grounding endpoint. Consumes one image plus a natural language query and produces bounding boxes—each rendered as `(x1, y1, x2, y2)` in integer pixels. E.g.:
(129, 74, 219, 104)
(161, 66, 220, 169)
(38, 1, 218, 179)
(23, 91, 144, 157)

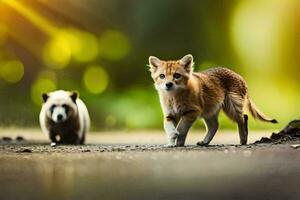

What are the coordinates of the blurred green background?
(0, 0, 299, 130)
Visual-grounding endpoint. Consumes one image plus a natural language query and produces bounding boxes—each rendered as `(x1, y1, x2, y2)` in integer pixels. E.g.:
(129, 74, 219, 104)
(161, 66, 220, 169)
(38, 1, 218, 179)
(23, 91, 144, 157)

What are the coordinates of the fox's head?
(148, 54, 194, 92)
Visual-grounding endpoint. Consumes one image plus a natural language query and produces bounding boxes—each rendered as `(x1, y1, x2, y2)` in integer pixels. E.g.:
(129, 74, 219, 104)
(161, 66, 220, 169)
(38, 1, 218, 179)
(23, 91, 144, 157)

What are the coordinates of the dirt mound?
(255, 120, 300, 144)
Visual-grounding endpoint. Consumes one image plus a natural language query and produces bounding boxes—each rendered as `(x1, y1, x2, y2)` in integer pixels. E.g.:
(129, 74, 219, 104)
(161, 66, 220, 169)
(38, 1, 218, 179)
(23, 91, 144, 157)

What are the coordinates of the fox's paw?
(176, 138, 186, 147)
(170, 133, 178, 140)
(164, 131, 179, 148)
(196, 141, 209, 147)
(175, 143, 185, 147)
(164, 143, 176, 148)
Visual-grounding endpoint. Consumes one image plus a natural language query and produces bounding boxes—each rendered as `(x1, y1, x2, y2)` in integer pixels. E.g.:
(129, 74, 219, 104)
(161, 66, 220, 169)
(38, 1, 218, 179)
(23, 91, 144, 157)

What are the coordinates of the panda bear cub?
(39, 90, 90, 145)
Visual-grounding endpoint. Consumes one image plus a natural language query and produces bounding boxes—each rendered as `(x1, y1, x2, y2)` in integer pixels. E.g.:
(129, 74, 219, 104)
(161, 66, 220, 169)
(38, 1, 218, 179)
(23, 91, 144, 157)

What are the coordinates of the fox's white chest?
(159, 94, 183, 116)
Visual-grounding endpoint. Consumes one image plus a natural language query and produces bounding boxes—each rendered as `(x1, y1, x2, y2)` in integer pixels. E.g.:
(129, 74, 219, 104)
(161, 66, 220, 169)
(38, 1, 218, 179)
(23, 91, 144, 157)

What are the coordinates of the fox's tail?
(247, 96, 278, 123)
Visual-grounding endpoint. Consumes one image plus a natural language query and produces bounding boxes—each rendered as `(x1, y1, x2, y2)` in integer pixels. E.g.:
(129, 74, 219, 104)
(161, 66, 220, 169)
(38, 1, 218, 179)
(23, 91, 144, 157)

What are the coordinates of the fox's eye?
(173, 73, 181, 79)
(159, 74, 165, 79)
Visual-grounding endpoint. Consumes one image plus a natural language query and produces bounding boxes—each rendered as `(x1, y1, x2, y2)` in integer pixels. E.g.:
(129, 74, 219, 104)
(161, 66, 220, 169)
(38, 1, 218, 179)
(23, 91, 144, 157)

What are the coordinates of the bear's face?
(42, 90, 78, 123)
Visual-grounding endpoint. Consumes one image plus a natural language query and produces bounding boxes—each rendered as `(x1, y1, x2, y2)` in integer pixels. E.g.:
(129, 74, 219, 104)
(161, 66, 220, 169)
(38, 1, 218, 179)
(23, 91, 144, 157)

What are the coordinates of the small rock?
(82, 149, 91, 152)
(16, 136, 25, 141)
(270, 133, 281, 140)
(50, 142, 57, 147)
(2, 137, 12, 141)
(16, 148, 32, 153)
(112, 148, 124, 152)
(291, 144, 300, 149)
(255, 137, 272, 144)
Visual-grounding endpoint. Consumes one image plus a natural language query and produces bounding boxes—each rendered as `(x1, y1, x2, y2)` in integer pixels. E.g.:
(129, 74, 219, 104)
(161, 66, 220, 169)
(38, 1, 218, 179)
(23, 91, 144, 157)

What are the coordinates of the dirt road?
(0, 128, 299, 200)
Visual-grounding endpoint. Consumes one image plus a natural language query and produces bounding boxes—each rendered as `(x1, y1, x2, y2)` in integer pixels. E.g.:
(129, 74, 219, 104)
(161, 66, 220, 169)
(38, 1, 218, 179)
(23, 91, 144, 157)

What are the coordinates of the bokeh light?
(98, 30, 131, 61)
(43, 31, 73, 69)
(83, 65, 109, 94)
(43, 29, 99, 69)
(0, 60, 24, 83)
(230, 0, 291, 70)
(31, 70, 57, 105)
(72, 31, 99, 62)
(230, 0, 299, 129)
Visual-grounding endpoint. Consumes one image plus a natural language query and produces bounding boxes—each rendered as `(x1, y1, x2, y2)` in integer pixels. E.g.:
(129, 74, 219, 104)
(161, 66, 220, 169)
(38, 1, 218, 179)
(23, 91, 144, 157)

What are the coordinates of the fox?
(148, 54, 277, 147)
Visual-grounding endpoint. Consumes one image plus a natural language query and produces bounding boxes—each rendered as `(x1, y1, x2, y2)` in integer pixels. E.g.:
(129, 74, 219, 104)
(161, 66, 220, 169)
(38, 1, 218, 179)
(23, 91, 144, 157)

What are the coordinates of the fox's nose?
(165, 82, 173, 89)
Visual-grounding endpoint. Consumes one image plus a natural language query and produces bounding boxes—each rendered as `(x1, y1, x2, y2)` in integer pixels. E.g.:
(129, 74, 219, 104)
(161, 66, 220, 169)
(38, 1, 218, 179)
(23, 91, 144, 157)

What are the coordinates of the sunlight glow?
(43, 30, 74, 69)
(2, 0, 58, 36)
(98, 30, 131, 61)
(230, 0, 294, 70)
(43, 29, 99, 69)
(83, 66, 109, 94)
(0, 60, 24, 83)
(31, 70, 57, 105)
(73, 31, 99, 62)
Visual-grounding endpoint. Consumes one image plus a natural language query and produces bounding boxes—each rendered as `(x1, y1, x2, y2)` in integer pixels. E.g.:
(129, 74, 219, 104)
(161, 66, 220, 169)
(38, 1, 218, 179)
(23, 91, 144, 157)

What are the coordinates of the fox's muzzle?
(165, 82, 173, 90)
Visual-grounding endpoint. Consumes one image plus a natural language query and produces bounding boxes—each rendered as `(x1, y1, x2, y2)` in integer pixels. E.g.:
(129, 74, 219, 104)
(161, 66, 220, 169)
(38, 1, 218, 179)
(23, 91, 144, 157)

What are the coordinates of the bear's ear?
(70, 91, 79, 103)
(42, 93, 49, 102)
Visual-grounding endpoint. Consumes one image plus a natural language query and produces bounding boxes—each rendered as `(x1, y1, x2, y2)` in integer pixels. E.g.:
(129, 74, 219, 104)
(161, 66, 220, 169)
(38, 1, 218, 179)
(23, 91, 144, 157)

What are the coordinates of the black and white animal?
(39, 90, 90, 145)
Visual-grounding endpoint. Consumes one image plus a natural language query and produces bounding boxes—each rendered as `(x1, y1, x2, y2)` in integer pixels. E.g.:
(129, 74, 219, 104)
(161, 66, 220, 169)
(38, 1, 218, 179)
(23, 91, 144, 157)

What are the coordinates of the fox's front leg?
(176, 111, 198, 147)
(197, 114, 219, 146)
(164, 116, 178, 147)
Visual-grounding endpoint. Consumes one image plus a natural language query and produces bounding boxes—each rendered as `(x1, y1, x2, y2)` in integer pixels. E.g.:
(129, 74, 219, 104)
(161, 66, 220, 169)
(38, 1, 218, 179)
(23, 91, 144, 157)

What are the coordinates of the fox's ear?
(70, 91, 78, 103)
(148, 56, 161, 72)
(42, 93, 49, 102)
(180, 54, 194, 73)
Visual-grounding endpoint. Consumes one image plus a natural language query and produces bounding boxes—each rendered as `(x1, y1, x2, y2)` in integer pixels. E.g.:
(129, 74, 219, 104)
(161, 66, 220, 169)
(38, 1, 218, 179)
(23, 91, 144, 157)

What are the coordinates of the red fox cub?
(148, 54, 277, 147)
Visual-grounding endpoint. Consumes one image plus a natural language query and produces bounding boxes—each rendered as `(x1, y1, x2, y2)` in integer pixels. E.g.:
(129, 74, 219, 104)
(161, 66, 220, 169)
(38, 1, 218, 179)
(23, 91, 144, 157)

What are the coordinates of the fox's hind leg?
(223, 93, 248, 145)
(237, 116, 248, 145)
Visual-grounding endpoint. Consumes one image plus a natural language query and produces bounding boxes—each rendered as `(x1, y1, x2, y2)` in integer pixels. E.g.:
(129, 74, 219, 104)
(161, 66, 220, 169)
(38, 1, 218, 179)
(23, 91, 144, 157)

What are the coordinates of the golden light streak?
(2, 0, 59, 36)
(1, 0, 100, 69)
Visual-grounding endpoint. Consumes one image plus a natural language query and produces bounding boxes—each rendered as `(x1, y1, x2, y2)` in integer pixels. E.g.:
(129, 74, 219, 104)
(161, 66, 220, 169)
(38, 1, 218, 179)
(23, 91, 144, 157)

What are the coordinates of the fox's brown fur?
(148, 54, 277, 147)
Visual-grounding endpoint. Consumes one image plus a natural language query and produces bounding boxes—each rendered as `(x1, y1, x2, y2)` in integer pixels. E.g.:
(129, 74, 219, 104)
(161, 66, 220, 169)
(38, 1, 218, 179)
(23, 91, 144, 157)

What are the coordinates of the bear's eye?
(62, 104, 69, 113)
(50, 105, 56, 112)
(173, 73, 181, 79)
(159, 74, 165, 79)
